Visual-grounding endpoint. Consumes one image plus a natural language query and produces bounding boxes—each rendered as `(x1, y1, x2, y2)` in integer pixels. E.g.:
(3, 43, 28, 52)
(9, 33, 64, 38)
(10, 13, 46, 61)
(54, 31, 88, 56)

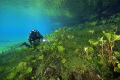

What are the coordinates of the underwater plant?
(1, 13, 120, 80)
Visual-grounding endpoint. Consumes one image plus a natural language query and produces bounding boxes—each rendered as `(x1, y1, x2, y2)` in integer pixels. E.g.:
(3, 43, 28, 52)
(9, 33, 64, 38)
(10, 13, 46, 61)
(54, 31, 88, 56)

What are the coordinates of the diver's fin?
(21, 42, 31, 48)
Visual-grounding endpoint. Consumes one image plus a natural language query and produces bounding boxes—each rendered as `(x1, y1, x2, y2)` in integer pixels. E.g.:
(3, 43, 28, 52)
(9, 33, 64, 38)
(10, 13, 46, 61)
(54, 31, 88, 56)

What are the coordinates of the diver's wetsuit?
(22, 30, 43, 48)
(28, 30, 43, 45)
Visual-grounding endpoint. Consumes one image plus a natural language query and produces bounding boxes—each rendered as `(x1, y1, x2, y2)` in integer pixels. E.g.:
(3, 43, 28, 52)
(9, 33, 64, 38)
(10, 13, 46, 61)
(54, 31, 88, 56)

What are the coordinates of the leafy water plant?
(1, 14, 120, 80)
(25, 67, 32, 75)
(89, 30, 120, 79)
(61, 58, 66, 64)
(102, 31, 120, 66)
(38, 55, 44, 59)
(58, 46, 65, 52)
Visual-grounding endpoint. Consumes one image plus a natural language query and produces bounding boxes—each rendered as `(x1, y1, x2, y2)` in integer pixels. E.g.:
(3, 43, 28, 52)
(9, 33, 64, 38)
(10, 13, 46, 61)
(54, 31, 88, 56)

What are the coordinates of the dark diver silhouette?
(21, 30, 44, 48)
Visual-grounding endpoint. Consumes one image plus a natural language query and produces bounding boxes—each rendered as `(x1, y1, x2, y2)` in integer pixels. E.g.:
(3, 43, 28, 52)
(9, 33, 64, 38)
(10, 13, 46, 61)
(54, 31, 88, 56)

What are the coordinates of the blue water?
(0, 1, 62, 53)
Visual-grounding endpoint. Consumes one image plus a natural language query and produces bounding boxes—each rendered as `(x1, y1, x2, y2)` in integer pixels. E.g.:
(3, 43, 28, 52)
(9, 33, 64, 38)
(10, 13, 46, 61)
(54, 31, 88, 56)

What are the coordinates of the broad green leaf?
(61, 58, 66, 64)
(19, 74, 23, 78)
(38, 55, 44, 59)
(98, 54, 101, 57)
(74, 49, 79, 53)
(32, 60, 36, 63)
(31, 77, 35, 79)
(58, 46, 65, 52)
(99, 37, 103, 41)
(113, 35, 120, 41)
(17, 62, 27, 72)
(89, 39, 98, 46)
(88, 47, 94, 53)
(7, 72, 16, 79)
(88, 30, 94, 34)
(87, 56, 92, 59)
(114, 51, 120, 55)
(98, 54, 104, 57)
(118, 63, 120, 68)
(68, 35, 74, 39)
(114, 67, 120, 73)
(25, 67, 32, 74)
(84, 47, 94, 53)
(18, 62, 27, 68)
(103, 31, 111, 41)
(102, 31, 120, 42)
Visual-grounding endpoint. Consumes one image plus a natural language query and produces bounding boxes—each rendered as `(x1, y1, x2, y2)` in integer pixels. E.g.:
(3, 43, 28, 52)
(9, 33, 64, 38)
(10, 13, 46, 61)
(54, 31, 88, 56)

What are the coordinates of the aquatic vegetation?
(0, 14, 120, 80)
(58, 46, 65, 52)
(88, 30, 95, 34)
(61, 58, 66, 64)
(38, 55, 44, 59)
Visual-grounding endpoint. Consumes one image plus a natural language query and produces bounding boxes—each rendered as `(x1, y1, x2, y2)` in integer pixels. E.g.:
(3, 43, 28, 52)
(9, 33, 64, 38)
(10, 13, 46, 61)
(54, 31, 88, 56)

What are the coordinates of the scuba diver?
(21, 30, 44, 48)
